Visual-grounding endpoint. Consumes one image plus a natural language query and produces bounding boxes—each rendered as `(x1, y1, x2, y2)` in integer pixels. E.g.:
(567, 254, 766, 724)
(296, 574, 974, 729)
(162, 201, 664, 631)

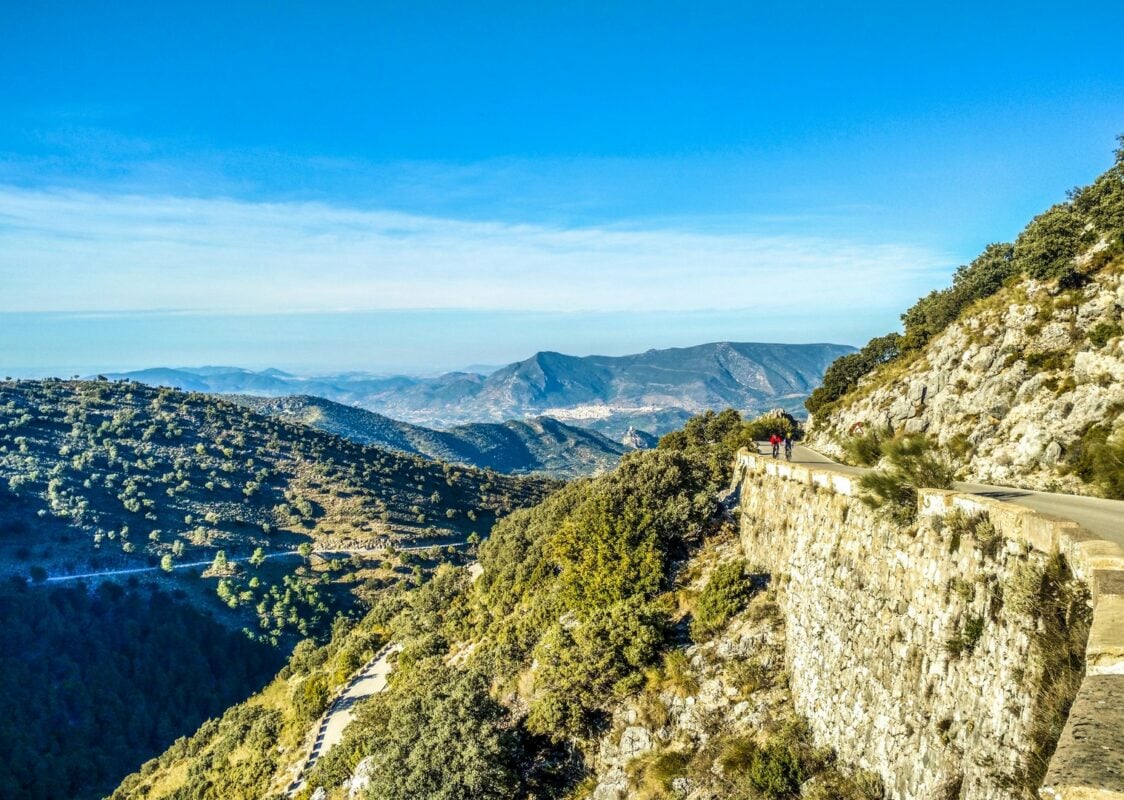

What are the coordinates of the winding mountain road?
(286, 642, 401, 797)
(43, 540, 476, 583)
(759, 443, 1124, 548)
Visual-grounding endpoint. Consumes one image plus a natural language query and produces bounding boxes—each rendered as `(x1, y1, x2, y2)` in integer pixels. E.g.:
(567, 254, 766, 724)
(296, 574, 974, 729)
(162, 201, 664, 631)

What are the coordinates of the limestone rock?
(810, 269, 1124, 494)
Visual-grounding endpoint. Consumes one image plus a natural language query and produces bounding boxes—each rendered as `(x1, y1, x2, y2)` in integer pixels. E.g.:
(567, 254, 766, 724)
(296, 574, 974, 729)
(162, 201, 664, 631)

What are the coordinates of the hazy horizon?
(0, 310, 860, 379)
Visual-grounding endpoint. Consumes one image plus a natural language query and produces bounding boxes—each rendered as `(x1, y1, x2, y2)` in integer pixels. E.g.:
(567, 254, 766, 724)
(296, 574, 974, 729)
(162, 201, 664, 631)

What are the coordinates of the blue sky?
(2, 1, 1123, 374)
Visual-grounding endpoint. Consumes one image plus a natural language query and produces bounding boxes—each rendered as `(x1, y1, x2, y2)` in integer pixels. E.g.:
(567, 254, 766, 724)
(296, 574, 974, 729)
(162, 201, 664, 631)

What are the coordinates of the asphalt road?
(755, 442, 1124, 549)
(286, 642, 401, 797)
(44, 540, 475, 583)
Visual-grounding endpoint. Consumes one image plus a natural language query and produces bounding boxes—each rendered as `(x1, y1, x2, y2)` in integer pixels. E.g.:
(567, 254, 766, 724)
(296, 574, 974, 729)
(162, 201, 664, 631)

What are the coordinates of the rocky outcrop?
(587, 538, 796, 800)
(735, 451, 1124, 800)
(621, 426, 659, 450)
(810, 270, 1124, 493)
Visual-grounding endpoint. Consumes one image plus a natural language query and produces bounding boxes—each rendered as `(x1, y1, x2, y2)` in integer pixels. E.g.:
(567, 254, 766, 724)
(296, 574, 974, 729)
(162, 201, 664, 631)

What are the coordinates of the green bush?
(627, 748, 690, 796)
(1013, 203, 1085, 281)
(1088, 321, 1123, 348)
(881, 434, 957, 490)
(859, 435, 955, 523)
(311, 660, 522, 800)
(842, 429, 885, 467)
(291, 673, 329, 723)
(690, 561, 758, 640)
(527, 597, 666, 740)
(1066, 423, 1124, 499)
(945, 615, 985, 657)
(718, 723, 824, 800)
(1025, 350, 1068, 375)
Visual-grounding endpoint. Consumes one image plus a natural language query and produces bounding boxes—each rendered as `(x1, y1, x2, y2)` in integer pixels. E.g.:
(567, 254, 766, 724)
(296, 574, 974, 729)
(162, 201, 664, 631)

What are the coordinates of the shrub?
(1066, 422, 1124, 499)
(656, 650, 699, 698)
(842, 429, 884, 467)
(858, 471, 918, 525)
(291, 673, 329, 723)
(805, 769, 886, 800)
(881, 434, 956, 490)
(1013, 203, 1085, 281)
(628, 749, 690, 798)
(718, 725, 821, 799)
(942, 508, 1001, 559)
(859, 435, 955, 523)
(945, 616, 985, 657)
(1025, 350, 1068, 375)
(724, 657, 773, 697)
(1006, 561, 1047, 619)
(690, 560, 758, 640)
(1088, 321, 1123, 348)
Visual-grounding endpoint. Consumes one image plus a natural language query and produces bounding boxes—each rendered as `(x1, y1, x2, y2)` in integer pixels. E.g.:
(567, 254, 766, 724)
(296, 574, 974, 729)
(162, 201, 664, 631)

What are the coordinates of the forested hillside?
(240, 394, 629, 477)
(0, 379, 551, 586)
(0, 379, 552, 800)
(807, 138, 1124, 496)
(0, 581, 282, 800)
(111, 410, 874, 800)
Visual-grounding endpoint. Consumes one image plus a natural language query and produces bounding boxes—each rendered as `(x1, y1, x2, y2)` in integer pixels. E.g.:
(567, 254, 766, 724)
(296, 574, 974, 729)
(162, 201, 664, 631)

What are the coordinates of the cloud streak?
(0, 186, 952, 316)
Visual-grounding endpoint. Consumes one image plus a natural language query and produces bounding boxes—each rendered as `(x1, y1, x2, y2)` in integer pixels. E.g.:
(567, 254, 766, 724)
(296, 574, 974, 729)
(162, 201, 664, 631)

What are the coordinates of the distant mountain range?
(105, 341, 854, 438)
(238, 395, 629, 478)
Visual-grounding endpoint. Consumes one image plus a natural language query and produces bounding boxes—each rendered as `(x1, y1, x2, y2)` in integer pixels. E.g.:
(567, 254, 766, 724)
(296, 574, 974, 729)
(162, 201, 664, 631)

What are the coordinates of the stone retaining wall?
(734, 450, 1124, 800)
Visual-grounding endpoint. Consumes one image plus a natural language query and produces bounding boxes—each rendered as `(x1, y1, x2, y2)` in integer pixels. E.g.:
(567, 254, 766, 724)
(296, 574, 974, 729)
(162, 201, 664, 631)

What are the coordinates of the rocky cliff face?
(733, 452, 1106, 800)
(810, 267, 1124, 493)
(586, 538, 794, 800)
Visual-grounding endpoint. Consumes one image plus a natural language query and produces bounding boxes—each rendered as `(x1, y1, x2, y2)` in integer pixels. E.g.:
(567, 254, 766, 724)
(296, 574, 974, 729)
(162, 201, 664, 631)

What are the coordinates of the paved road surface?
(755, 443, 1124, 549)
(44, 539, 476, 583)
(287, 643, 400, 796)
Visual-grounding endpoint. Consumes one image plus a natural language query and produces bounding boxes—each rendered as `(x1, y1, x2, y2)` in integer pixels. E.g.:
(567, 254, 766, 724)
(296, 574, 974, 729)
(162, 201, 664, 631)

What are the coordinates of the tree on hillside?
(805, 333, 902, 415)
(1013, 203, 1085, 281)
(342, 661, 521, 800)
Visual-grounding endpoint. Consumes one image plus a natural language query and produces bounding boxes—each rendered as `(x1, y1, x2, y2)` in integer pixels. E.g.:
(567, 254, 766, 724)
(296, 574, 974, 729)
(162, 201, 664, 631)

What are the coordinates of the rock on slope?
(809, 266, 1124, 493)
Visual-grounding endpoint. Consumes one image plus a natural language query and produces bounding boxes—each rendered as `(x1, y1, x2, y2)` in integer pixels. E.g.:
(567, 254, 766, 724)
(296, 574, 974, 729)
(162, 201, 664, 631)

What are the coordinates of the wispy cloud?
(0, 186, 952, 316)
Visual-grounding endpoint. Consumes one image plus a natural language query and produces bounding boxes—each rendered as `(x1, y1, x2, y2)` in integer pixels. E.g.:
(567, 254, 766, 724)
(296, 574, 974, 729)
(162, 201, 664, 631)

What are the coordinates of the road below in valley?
(44, 539, 475, 583)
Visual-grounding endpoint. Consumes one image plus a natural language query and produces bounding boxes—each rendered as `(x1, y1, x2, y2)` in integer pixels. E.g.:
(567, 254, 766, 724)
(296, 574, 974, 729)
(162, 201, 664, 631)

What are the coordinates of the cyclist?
(784, 434, 793, 460)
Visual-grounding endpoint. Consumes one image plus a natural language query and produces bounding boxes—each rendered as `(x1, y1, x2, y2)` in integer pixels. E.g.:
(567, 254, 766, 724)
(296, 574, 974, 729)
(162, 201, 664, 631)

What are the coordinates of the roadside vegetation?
(857, 434, 956, 524)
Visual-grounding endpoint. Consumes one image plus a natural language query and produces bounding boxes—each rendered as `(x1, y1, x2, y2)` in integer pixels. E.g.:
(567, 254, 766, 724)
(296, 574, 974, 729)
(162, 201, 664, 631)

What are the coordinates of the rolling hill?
(106, 341, 854, 437)
(238, 395, 630, 477)
(0, 378, 554, 800)
(0, 379, 551, 586)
